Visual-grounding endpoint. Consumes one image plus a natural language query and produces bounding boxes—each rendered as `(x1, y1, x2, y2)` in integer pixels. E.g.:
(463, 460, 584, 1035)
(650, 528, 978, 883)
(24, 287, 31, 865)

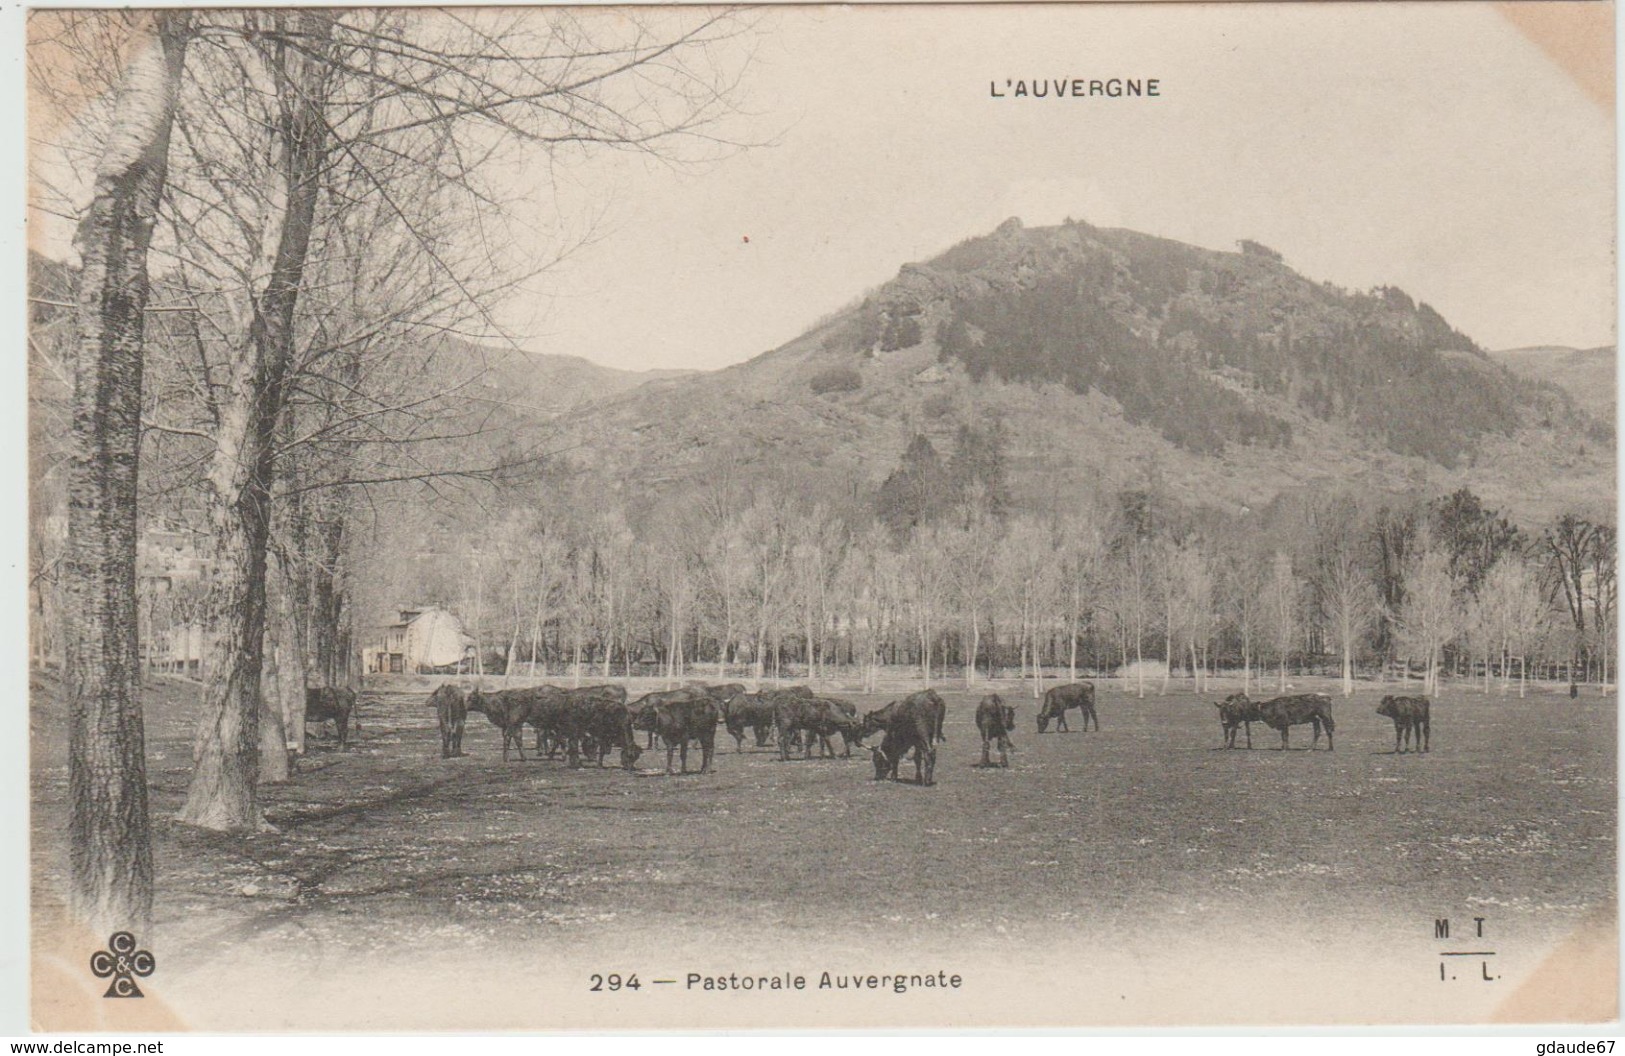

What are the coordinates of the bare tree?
(46, 9, 193, 930)
(1482, 557, 1550, 698)
(1397, 542, 1461, 697)
(1261, 551, 1302, 693)
(1317, 536, 1379, 697)
(1058, 506, 1106, 684)
(148, 9, 758, 828)
(1542, 513, 1598, 696)
(947, 491, 1007, 688)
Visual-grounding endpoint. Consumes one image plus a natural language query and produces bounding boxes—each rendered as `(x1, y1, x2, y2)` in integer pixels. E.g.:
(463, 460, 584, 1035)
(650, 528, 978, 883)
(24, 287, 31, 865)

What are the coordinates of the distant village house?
(363, 606, 476, 675)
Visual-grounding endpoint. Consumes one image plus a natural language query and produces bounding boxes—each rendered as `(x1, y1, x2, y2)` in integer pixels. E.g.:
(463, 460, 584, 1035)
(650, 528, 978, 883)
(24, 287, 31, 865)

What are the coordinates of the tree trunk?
(257, 605, 291, 784)
(180, 12, 333, 831)
(64, 10, 190, 933)
(1341, 637, 1353, 697)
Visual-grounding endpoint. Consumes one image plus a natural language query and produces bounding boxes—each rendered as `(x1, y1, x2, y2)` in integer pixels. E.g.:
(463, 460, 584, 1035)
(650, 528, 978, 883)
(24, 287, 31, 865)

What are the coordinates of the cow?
(1215, 692, 1262, 749)
(536, 685, 630, 765)
(774, 697, 863, 761)
(975, 694, 1016, 768)
(756, 686, 823, 750)
(723, 693, 779, 751)
(466, 687, 541, 761)
(899, 688, 948, 743)
(634, 687, 709, 748)
(689, 682, 747, 705)
(427, 684, 468, 758)
(579, 699, 644, 770)
(632, 694, 721, 775)
(858, 696, 940, 786)
(304, 686, 357, 749)
(1037, 682, 1097, 733)
(1377, 695, 1430, 753)
(1253, 692, 1335, 751)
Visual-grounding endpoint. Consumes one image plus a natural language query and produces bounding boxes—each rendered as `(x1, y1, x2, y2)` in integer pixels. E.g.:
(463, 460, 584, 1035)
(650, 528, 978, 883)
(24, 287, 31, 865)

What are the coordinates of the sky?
(488, 3, 1616, 372)
(22, 3, 1615, 372)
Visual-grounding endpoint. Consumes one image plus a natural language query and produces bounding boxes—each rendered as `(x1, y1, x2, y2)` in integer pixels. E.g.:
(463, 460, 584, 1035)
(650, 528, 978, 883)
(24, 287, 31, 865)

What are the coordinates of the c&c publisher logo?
(89, 932, 155, 998)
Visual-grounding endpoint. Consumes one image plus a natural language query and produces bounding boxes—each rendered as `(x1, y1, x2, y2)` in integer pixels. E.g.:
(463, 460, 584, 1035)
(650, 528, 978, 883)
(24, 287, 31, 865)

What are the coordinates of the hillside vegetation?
(1490, 345, 1616, 424)
(544, 219, 1610, 526)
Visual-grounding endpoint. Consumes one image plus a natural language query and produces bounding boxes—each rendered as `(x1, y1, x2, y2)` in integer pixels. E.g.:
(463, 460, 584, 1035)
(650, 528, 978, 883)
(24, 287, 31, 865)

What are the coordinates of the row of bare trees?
(31, 8, 755, 934)
(364, 474, 1613, 710)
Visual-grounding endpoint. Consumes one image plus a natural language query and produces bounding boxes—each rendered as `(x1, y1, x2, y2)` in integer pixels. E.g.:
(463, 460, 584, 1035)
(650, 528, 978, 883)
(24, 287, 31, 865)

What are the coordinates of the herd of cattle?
(301, 681, 1434, 785)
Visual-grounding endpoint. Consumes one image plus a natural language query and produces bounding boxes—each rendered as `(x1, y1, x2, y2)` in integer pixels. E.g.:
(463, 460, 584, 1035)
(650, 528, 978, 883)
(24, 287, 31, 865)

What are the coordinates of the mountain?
(540, 218, 1610, 525)
(472, 344, 696, 415)
(1488, 345, 1615, 423)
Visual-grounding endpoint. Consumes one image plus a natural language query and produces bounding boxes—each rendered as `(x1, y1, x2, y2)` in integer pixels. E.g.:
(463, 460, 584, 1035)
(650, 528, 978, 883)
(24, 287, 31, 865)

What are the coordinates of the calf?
(975, 694, 1016, 768)
(632, 695, 721, 775)
(466, 687, 539, 761)
(427, 684, 468, 758)
(304, 686, 357, 749)
(1255, 693, 1335, 751)
(1215, 692, 1261, 749)
(858, 697, 940, 786)
(1038, 682, 1097, 733)
(1376, 695, 1430, 753)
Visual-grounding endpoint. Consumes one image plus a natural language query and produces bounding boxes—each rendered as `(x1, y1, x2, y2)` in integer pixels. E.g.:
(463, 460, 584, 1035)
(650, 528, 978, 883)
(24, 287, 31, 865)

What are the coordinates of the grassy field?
(30, 672, 1617, 1028)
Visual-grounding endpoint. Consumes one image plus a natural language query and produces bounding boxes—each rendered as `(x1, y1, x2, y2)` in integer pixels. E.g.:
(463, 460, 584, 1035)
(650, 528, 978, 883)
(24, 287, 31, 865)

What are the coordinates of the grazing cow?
(632, 695, 721, 775)
(427, 684, 468, 758)
(466, 687, 540, 761)
(1215, 692, 1262, 749)
(539, 685, 631, 766)
(975, 694, 1016, 768)
(757, 686, 822, 750)
(900, 689, 948, 743)
(774, 697, 863, 760)
(1254, 693, 1335, 751)
(858, 697, 940, 786)
(724, 693, 779, 751)
(304, 686, 357, 749)
(1037, 682, 1097, 733)
(1377, 695, 1430, 753)
(579, 699, 644, 769)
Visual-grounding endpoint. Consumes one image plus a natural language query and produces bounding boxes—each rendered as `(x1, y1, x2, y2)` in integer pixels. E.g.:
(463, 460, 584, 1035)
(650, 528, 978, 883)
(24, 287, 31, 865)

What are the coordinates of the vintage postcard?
(23, 1, 1617, 1032)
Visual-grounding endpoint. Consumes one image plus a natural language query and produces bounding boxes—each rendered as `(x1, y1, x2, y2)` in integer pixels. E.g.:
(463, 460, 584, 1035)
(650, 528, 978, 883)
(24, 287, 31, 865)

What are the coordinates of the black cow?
(1037, 682, 1097, 733)
(539, 685, 631, 765)
(579, 699, 644, 769)
(900, 689, 948, 743)
(1253, 692, 1335, 751)
(858, 697, 940, 785)
(774, 697, 862, 760)
(975, 694, 1016, 768)
(466, 687, 541, 761)
(689, 682, 747, 704)
(1215, 692, 1262, 749)
(1377, 695, 1430, 753)
(427, 684, 468, 758)
(632, 694, 721, 774)
(724, 693, 780, 751)
(634, 687, 709, 748)
(304, 686, 357, 749)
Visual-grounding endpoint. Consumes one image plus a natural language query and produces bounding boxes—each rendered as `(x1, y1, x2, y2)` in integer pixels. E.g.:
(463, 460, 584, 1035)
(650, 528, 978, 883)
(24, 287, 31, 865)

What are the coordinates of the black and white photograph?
(20, 0, 1618, 1031)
